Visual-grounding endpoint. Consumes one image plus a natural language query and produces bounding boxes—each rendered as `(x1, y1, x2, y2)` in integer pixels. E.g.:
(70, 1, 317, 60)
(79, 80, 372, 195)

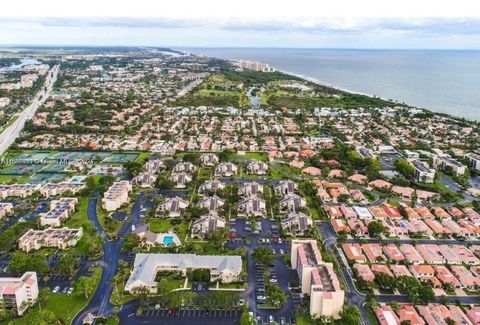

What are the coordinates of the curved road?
(0, 65, 59, 156)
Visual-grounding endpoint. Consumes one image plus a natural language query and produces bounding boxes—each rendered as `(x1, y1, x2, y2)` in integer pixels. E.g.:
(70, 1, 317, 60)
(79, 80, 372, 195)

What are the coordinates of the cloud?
(1, 17, 480, 36)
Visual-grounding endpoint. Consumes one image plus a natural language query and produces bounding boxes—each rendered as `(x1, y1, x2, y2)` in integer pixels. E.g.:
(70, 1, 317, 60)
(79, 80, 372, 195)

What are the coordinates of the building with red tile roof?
(342, 243, 366, 263)
(382, 244, 405, 262)
(383, 205, 403, 219)
(389, 265, 412, 278)
(362, 243, 386, 263)
(434, 265, 462, 288)
(398, 305, 425, 325)
(353, 264, 375, 282)
(371, 264, 393, 277)
(399, 244, 425, 264)
(375, 305, 400, 325)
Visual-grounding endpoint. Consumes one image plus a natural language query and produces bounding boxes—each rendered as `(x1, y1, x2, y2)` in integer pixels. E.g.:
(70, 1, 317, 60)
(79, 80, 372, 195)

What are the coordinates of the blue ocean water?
(181, 48, 480, 121)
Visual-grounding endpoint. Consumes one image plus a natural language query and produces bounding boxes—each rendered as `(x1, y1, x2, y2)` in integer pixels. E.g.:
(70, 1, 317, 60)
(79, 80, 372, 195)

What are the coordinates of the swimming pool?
(163, 236, 174, 246)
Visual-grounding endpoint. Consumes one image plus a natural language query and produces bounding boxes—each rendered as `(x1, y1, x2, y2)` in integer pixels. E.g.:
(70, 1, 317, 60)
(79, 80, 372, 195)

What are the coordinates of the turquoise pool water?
(163, 236, 174, 246)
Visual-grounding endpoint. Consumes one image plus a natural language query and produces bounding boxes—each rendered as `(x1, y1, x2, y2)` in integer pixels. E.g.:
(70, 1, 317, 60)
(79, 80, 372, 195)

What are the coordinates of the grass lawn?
(0, 174, 30, 184)
(65, 196, 89, 228)
(135, 151, 151, 164)
(234, 152, 268, 162)
(156, 273, 185, 291)
(10, 267, 102, 325)
(97, 201, 122, 238)
(198, 167, 213, 180)
(148, 219, 190, 242)
(295, 313, 314, 325)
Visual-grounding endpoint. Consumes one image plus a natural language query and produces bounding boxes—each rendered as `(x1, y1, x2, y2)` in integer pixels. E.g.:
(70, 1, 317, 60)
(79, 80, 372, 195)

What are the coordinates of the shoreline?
(183, 49, 478, 122)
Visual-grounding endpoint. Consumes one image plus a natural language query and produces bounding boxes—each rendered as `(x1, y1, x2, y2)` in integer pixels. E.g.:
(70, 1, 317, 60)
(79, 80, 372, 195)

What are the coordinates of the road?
(0, 64, 59, 156)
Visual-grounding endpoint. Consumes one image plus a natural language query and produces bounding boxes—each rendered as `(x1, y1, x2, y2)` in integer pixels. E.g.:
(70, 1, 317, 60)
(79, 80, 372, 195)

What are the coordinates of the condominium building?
(18, 227, 83, 253)
(125, 253, 242, 293)
(291, 239, 345, 319)
(410, 160, 436, 183)
(39, 197, 78, 227)
(433, 155, 466, 175)
(0, 202, 14, 218)
(101, 181, 132, 211)
(0, 272, 38, 315)
(466, 152, 480, 171)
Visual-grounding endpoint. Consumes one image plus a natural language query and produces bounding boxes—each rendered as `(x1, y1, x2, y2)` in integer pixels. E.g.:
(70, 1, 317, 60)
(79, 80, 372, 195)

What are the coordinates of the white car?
(67, 287, 74, 295)
(52, 286, 60, 293)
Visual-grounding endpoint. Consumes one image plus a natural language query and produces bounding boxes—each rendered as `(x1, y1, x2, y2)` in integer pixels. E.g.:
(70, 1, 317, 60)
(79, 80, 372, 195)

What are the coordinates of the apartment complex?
(433, 155, 466, 175)
(291, 239, 345, 319)
(410, 160, 436, 183)
(125, 253, 242, 293)
(0, 272, 38, 315)
(101, 181, 132, 211)
(18, 227, 83, 253)
(39, 197, 77, 227)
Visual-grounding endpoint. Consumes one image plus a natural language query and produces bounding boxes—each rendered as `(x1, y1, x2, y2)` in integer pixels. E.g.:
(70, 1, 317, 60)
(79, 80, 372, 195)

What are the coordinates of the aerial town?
(0, 47, 479, 325)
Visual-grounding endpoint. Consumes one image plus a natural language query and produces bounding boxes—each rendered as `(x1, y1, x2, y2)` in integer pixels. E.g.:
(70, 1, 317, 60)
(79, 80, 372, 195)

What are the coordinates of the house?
(302, 166, 321, 176)
(348, 173, 368, 185)
(0, 272, 38, 316)
(279, 194, 306, 212)
(368, 179, 392, 190)
(347, 219, 368, 237)
(375, 305, 400, 325)
(434, 265, 462, 288)
(399, 244, 424, 264)
(353, 206, 373, 220)
(215, 162, 237, 177)
(170, 173, 192, 189)
(173, 162, 197, 173)
(274, 180, 297, 196)
(157, 197, 189, 218)
(410, 264, 435, 279)
(18, 227, 83, 253)
(416, 244, 445, 264)
(342, 243, 367, 263)
(125, 253, 242, 293)
(191, 215, 226, 239)
(362, 243, 386, 263)
(281, 211, 313, 235)
(382, 244, 405, 263)
(398, 305, 425, 325)
(197, 195, 225, 213)
(354, 264, 375, 282)
(143, 159, 165, 174)
(291, 240, 344, 319)
(238, 197, 266, 217)
(132, 172, 157, 188)
(331, 219, 350, 234)
(371, 264, 393, 277)
(437, 245, 462, 265)
(200, 153, 219, 166)
(238, 182, 263, 197)
(101, 181, 132, 211)
(198, 180, 225, 194)
(323, 205, 343, 219)
(246, 160, 268, 175)
(451, 265, 480, 290)
(389, 265, 412, 278)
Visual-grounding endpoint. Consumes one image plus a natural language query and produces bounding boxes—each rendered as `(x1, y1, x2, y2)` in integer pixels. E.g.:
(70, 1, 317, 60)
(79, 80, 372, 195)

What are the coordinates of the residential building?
(19, 227, 83, 253)
(410, 160, 436, 183)
(0, 203, 14, 218)
(170, 172, 192, 189)
(200, 153, 219, 166)
(291, 240, 344, 319)
(246, 160, 268, 175)
(274, 180, 297, 196)
(191, 215, 226, 239)
(279, 194, 306, 212)
(214, 162, 237, 177)
(39, 197, 77, 227)
(238, 197, 266, 217)
(125, 253, 242, 293)
(198, 180, 225, 194)
(433, 155, 466, 175)
(281, 211, 313, 235)
(101, 181, 132, 211)
(0, 272, 38, 315)
(157, 197, 189, 218)
(238, 182, 263, 197)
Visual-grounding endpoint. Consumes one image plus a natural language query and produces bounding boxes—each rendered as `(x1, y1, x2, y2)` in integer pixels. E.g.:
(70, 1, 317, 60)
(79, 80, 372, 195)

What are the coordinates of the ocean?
(180, 48, 480, 121)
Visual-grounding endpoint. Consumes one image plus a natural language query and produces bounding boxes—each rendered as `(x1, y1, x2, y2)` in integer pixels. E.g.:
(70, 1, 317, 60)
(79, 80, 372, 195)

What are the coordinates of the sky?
(1, 0, 480, 48)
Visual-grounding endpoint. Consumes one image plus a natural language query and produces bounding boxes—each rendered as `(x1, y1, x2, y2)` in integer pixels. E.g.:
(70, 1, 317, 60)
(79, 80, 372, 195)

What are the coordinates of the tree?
(55, 255, 79, 276)
(367, 220, 386, 238)
(123, 233, 140, 251)
(74, 275, 96, 299)
(9, 252, 49, 275)
(445, 318, 455, 325)
(265, 284, 286, 307)
(29, 309, 57, 325)
(124, 161, 143, 177)
(337, 305, 361, 324)
(251, 247, 272, 265)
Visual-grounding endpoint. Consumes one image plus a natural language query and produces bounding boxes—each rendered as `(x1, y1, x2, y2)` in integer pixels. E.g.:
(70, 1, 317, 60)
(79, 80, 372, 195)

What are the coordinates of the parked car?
(52, 286, 60, 293)
(67, 287, 74, 294)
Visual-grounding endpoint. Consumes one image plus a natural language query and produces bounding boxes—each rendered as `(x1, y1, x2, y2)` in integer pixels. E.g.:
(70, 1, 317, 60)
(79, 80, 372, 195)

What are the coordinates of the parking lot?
(133, 307, 240, 324)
